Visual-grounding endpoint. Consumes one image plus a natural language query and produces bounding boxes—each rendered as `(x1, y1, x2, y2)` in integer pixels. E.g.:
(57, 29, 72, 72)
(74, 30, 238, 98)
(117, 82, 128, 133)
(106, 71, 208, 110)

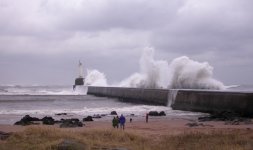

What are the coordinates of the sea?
(0, 85, 252, 125)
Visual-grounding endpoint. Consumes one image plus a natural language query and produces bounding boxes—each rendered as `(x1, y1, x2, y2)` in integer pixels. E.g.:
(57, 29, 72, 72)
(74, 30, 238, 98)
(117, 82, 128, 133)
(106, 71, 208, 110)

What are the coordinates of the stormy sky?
(0, 0, 252, 85)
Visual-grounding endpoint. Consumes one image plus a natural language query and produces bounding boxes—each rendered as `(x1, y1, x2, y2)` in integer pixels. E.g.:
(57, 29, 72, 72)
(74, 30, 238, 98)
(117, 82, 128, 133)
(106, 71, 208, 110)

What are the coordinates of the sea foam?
(85, 69, 108, 86)
(119, 47, 225, 90)
(85, 47, 225, 90)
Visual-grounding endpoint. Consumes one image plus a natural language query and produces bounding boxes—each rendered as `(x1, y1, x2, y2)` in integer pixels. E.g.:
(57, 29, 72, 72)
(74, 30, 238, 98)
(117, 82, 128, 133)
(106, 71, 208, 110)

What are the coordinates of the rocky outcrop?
(60, 119, 83, 128)
(42, 116, 55, 125)
(14, 115, 85, 127)
(83, 116, 93, 122)
(14, 115, 40, 126)
(159, 111, 166, 116)
(92, 114, 102, 119)
(55, 113, 67, 116)
(198, 111, 252, 125)
(111, 111, 117, 115)
(148, 111, 166, 116)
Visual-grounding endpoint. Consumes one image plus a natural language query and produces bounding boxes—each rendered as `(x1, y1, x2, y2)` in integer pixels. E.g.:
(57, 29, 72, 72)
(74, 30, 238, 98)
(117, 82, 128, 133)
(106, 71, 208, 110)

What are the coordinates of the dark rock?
(92, 114, 102, 119)
(23, 115, 40, 122)
(148, 111, 166, 116)
(60, 119, 83, 128)
(0, 131, 11, 140)
(14, 120, 29, 126)
(55, 139, 87, 150)
(159, 111, 166, 116)
(69, 118, 80, 122)
(198, 111, 251, 125)
(54, 120, 62, 124)
(14, 115, 39, 126)
(77, 122, 83, 127)
(55, 113, 67, 116)
(111, 111, 117, 115)
(130, 114, 135, 116)
(83, 116, 93, 122)
(42, 116, 55, 125)
(148, 111, 159, 116)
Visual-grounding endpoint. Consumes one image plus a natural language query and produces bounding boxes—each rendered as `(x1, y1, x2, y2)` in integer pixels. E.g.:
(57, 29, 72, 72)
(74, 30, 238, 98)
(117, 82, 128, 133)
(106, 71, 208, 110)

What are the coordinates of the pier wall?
(173, 90, 253, 116)
(87, 86, 253, 116)
(87, 86, 169, 105)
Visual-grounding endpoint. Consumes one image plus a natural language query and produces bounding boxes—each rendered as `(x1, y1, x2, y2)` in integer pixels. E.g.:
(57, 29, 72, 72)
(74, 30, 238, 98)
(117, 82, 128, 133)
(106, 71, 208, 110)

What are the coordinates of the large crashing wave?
(85, 47, 225, 90)
(119, 47, 225, 90)
(119, 47, 170, 88)
(85, 69, 107, 86)
(169, 56, 225, 90)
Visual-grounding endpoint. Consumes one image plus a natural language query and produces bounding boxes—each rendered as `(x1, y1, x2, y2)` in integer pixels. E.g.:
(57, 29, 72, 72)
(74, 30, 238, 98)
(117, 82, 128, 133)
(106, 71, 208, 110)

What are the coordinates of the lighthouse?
(73, 61, 85, 91)
(72, 61, 88, 94)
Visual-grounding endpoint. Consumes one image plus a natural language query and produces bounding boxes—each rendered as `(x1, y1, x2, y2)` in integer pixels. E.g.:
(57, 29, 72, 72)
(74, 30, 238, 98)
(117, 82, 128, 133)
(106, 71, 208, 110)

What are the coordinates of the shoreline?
(1, 116, 252, 134)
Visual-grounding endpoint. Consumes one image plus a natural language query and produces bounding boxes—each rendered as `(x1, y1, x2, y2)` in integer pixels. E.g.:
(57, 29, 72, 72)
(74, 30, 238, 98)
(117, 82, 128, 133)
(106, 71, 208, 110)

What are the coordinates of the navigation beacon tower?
(73, 61, 85, 89)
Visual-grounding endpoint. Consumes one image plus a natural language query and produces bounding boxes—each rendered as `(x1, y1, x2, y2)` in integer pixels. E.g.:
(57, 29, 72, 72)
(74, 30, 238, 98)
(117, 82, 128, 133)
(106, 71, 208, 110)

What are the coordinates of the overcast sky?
(0, 0, 252, 85)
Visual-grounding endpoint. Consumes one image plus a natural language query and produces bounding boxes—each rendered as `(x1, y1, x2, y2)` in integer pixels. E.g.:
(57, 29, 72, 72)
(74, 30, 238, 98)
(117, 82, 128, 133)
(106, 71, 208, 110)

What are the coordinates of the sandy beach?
(1, 116, 252, 134)
(1, 115, 253, 150)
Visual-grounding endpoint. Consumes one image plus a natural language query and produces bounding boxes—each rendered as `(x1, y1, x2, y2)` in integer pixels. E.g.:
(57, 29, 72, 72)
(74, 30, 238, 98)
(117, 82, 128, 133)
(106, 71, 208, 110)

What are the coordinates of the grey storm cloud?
(0, 0, 252, 85)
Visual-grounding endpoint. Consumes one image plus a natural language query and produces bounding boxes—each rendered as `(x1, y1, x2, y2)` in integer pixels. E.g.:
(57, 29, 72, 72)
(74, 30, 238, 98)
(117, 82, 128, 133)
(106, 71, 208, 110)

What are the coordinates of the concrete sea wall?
(173, 90, 253, 116)
(87, 86, 253, 116)
(87, 86, 169, 105)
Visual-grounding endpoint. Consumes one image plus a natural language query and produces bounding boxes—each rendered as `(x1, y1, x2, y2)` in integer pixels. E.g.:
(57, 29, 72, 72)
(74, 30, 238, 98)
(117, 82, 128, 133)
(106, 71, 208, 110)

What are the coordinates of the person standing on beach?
(119, 114, 126, 130)
(112, 117, 118, 128)
(116, 115, 119, 128)
(146, 113, 149, 123)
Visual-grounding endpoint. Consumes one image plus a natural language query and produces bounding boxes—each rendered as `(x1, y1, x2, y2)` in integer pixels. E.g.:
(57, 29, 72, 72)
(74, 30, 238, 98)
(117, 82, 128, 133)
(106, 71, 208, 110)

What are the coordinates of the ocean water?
(0, 85, 208, 125)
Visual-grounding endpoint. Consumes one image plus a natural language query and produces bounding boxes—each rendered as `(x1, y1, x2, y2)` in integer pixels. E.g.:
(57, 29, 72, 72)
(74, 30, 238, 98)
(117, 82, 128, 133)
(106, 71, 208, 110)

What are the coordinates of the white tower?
(78, 60, 84, 78)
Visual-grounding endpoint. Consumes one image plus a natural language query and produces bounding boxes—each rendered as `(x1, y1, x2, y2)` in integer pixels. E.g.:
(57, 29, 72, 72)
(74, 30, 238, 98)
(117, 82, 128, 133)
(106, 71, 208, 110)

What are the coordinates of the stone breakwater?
(87, 86, 169, 105)
(87, 86, 253, 117)
(173, 90, 253, 117)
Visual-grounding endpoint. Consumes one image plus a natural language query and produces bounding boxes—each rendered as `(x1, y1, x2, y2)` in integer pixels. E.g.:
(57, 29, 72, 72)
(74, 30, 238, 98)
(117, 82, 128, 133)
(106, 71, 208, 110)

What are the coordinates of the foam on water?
(0, 93, 203, 121)
(0, 85, 86, 95)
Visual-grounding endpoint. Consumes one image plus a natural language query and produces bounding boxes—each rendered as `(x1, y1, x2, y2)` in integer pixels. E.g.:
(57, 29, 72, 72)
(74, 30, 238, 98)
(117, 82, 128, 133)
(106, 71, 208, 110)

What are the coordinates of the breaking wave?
(84, 47, 225, 90)
(85, 69, 108, 86)
(169, 56, 225, 90)
(119, 47, 225, 90)
(119, 47, 170, 88)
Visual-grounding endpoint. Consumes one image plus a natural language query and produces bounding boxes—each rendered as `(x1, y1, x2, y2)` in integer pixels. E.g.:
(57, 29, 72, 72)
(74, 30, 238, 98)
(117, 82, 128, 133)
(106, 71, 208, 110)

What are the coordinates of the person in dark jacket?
(119, 114, 126, 130)
(116, 115, 119, 128)
(112, 116, 119, 128)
